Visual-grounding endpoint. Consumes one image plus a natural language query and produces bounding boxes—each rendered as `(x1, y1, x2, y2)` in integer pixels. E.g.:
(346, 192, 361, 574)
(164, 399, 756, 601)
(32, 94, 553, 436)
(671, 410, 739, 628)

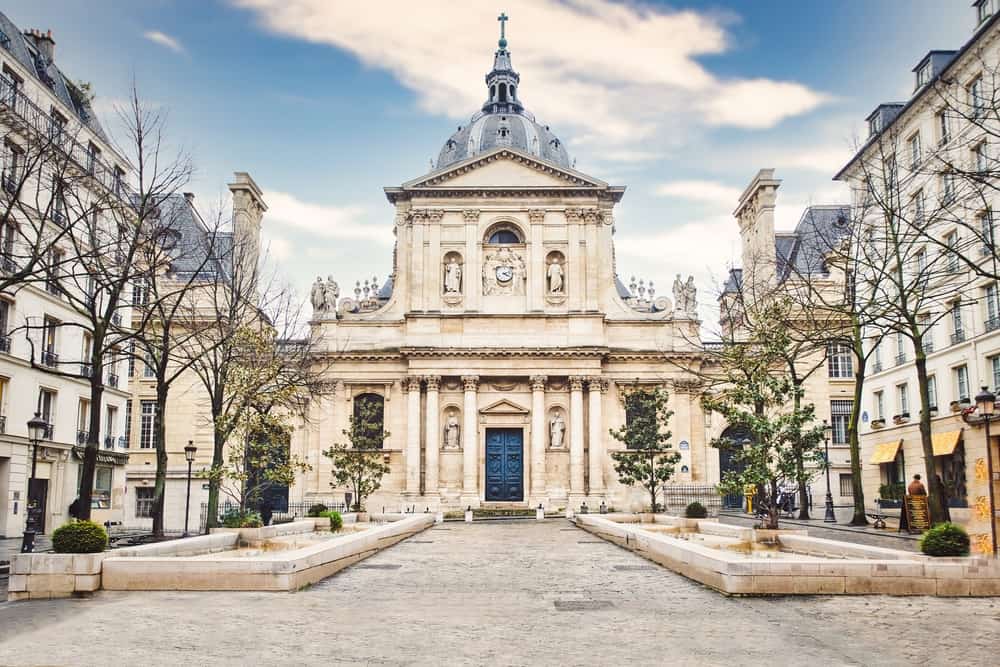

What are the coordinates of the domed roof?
(437, 112, 571, 170)
(435, 15, 572, 171)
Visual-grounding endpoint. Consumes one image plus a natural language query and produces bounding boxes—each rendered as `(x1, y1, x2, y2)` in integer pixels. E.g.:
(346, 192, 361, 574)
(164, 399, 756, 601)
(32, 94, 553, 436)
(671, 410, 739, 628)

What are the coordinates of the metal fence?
(659, 484, 723, 516)
(199, 499, 349, 532)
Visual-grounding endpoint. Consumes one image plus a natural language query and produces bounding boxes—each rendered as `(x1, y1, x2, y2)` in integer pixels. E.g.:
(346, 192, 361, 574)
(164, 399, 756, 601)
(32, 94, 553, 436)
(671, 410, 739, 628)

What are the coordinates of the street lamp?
(21, 412, 48, 553)
(822, 419, 836, 523)
(974, 387, 998, 556)
(183, 440, 197, 537)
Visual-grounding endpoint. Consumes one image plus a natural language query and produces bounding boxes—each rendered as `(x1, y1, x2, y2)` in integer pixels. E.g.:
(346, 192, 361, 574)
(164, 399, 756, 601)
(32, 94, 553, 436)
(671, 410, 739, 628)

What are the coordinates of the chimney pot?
(183, 192, 195, 204)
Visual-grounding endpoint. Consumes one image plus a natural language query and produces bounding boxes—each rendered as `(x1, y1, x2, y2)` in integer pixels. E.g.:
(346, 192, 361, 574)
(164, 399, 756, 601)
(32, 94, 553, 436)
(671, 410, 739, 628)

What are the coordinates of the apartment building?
(836, 1, 1000, 553)
(0, 13, 131, 537)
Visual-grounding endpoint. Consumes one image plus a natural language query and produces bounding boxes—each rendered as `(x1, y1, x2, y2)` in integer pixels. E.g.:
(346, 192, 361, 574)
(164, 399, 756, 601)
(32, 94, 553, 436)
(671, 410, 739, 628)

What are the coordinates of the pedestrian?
(68, 497, 81, 520)
(907, 474, 927, 496)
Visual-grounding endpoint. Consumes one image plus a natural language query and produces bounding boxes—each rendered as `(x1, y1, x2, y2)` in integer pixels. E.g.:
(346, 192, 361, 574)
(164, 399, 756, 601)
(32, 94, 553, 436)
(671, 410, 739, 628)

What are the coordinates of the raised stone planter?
(8, 552, 107, 601)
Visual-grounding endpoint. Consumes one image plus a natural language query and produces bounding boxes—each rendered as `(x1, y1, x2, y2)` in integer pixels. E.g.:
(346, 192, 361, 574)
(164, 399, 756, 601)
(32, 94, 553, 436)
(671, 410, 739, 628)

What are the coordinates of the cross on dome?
(497, 12, 509, 48)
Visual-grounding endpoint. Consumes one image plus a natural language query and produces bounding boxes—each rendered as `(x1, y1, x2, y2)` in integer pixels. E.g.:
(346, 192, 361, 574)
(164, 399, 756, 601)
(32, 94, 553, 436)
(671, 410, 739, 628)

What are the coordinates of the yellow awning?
(932, 429, 963, 457)
(870, 440, 902, 464)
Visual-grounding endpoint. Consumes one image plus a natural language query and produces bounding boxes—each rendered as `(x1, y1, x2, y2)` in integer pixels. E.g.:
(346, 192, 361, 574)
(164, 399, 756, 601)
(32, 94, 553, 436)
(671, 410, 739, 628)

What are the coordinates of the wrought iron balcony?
(41, 350, 58, 367)
(951, 330, 966, 345)
(51, 208, 66, 227)
(119, 435, 127, 448)
(45, 277, 61, 296)
(80, 363, 92, 377)
(107, 373, 119, 388)
(42, 424, 53, 440)
(104, 434, 115, 449)
(1, 254, 16, 274)
(1, 170, 16, 195)
(0, 334, 9, 353)
(872, 361, 883, 373)
(111, 312, 122, 327)
(922, 341, 934, 354)
(76, 430, 89, 445)
(895, 353, 907, 366)
(986, 316, 1000, 333)
(0, 73, 134, 201)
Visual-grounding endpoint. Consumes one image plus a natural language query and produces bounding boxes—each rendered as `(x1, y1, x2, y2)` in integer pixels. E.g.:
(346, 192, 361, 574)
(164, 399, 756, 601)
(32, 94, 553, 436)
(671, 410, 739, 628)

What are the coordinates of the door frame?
(483, 426, 526, 503)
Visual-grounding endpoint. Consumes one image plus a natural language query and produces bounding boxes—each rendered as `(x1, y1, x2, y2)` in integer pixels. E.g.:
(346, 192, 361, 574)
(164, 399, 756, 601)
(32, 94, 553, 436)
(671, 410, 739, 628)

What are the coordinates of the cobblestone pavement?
(1, 520, 998, 666)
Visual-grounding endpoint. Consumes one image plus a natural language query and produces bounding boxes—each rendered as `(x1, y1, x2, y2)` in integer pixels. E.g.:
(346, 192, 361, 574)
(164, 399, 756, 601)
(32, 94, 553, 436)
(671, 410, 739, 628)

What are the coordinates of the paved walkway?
(1, 520, 998, 666)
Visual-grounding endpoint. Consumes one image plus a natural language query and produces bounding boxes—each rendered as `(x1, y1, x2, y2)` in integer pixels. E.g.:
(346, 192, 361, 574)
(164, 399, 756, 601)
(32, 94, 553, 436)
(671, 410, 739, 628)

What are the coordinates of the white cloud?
(264, 190, 393, 245)
(264, 235, 293, 261)
(143, 30, 185, 55)
(232, 0, 827, 158)
(653, 180, 743, 203)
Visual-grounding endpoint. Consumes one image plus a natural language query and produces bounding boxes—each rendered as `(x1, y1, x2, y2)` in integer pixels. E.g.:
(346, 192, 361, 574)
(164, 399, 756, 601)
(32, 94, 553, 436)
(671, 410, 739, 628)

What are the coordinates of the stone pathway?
(1, 520, 998, 666)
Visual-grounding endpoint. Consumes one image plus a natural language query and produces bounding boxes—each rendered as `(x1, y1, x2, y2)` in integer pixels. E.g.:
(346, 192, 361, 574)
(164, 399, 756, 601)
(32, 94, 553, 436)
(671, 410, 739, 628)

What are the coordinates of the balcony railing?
(119, 435, 127, 448)
(922, 341, 934, 354)
(80, 363, 92, 378)
(42, 424, 53, 440)
(42, 350, 58, 367)
(1, 170, 16, 195)
(45, 277, 61, 296)
(111, 312, 122, 327)
(0, 334, 9, 353)
(986, 316, 1000, 333)
(952, 330, 966, 345)
(76, 430, 89, 445)
(895, 353, 907, 366)
(0, 73, 134, 201)
(1, 255, 16, 274)
(872, 361, 883, 373)
(104, 434, 116, 449)
(0, 415, 5, 434)
(107, 373, 119, 388)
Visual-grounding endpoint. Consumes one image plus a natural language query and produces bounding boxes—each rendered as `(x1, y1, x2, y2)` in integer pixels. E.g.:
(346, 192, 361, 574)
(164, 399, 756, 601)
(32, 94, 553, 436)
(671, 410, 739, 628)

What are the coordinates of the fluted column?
(405, 376, 422, 495)
(424, 376, 441, 497)
(462, 375, 479, 502)
(587, 377, 606, 496)
(569, 376, 586, 496)
(530, 375, 547, 497)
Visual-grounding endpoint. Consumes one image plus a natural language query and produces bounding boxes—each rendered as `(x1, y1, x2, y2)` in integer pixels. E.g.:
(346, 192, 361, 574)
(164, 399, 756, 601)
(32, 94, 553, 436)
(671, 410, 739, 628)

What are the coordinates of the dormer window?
(868, 115, 881, 138)
(977, 0, 993, 24)
(915, 61, 932, 90)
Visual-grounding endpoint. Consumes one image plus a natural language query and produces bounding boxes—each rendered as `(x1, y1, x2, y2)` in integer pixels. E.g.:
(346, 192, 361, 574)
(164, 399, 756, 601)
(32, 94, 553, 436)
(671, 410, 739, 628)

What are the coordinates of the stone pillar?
(424, 376, 441, 499)
(405, 376, 422, 496)
(461, 375, 479, 505)
(528, 209, 545, 311)
(587, 377, 606, 497)
(569, 376, 585, 498)
(530, 375, 547, 499)
(464, 209, 480, 312)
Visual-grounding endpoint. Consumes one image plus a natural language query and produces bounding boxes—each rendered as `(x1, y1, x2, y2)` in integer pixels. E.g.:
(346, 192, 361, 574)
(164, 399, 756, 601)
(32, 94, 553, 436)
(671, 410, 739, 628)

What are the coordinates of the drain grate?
(406, 540, 435, 544)
(613, 565, 657, 571)
(554, 600, 614, 611)
(577, 540, 605, 544)
(354, 564, 402, 570)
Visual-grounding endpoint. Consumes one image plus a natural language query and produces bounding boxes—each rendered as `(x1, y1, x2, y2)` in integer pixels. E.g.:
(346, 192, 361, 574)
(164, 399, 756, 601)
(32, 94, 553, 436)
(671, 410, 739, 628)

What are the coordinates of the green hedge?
(919, 522, 970, 557)
(307, 503, 328, 518)
(52, 520, 108, 553)
(323, 510, 344, 532)
(684, 501, 708, 519)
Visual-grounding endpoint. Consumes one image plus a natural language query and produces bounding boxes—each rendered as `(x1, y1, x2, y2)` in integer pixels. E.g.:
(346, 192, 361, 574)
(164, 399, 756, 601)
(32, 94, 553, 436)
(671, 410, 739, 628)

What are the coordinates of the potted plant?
(877, 482, 905, 508)
(871, 418, 885, 429)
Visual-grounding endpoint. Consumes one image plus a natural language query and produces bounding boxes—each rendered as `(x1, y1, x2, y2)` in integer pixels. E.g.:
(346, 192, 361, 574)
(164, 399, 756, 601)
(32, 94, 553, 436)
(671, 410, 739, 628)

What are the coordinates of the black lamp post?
(974, 387, 998, 557)
(21, 412, 48, 553)
(183, 440, 197, 537)
(822, 419, 836, 523)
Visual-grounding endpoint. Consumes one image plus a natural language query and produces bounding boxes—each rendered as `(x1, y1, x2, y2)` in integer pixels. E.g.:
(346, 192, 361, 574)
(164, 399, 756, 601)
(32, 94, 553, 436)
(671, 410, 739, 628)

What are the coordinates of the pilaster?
(461, 375, 480, 506)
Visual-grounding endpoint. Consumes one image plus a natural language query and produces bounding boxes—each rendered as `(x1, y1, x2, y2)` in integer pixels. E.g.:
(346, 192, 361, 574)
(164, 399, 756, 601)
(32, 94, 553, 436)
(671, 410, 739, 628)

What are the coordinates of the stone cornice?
(400, 346, 608, 359)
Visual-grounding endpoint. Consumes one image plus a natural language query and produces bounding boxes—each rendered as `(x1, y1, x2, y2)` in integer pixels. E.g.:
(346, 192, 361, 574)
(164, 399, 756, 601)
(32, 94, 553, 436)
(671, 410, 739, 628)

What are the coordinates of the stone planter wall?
(8, 553, 107, 601)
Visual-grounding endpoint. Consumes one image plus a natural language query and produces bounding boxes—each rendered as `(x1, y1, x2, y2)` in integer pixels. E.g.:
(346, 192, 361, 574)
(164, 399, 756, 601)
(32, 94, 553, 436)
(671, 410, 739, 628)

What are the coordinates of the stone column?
(587, 377, 606, 497)
(424, 376, 441, 499)
(405, 376, 422, 496)
(569, 376, 585, 498)
(461, 375, 479, 504)
(530, 375, 547, 499)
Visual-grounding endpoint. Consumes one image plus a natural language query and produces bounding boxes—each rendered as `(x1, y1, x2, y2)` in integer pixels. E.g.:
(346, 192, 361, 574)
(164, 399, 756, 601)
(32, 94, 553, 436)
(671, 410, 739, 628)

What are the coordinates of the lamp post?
(822, 420, 836, 523)
(183, 440, 197, 537)
(974, 387, 998, 556)
(21, 412, 48, 553)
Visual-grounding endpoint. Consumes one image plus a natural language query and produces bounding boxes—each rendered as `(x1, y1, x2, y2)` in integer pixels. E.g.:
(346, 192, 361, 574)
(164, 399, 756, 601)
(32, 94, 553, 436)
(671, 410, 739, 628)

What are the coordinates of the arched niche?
(545, 250, 566, 297)
(351, 392, 386, 449)
(442, 250, 463, 296)
(546, 405, 567, 450)
(442, 404, 462, 450)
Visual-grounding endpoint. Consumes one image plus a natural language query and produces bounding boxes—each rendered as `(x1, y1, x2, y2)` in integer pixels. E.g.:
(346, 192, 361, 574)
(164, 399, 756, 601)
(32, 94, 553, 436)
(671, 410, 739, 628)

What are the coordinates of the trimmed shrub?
(307, 503, 328, 518)
(239, 512, 263, 528)
(52, 520, 108, 553)
(685, 501, 708, 519)
(325, 511, 344, 532)
(919, 522, 970, 557)
(221, 510, 263, 528)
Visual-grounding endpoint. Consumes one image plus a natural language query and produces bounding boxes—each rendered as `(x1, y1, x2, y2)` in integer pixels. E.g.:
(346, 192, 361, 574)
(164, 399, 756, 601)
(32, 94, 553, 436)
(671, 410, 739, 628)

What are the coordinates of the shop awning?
(932, 429, 963, 457)
(870, 440, 902, 464)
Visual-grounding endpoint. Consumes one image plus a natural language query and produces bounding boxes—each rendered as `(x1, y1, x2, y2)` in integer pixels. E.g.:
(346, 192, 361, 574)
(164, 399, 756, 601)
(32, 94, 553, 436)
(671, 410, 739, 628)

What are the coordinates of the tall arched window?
(352, 393, 385, 449)
(499, 83, 508, 102)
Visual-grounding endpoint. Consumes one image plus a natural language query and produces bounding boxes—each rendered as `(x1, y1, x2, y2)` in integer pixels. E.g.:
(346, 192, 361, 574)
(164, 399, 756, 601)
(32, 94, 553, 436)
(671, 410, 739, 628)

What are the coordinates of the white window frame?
(956, 365, 970, 402)
(897, 383, 909, 415)
(874, 390, 885, 420)
(909, 132, 922, 170)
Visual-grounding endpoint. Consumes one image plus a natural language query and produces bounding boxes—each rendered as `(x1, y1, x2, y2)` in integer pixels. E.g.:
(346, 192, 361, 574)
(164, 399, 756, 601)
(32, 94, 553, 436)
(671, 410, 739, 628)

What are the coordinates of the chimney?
(183, 192, 195, 205)
(23, 28, 56, 62)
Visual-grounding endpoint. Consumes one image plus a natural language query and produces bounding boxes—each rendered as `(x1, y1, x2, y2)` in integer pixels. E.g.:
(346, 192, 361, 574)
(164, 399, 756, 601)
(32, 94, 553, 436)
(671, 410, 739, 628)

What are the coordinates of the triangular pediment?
(403, 148, 608, 190)
(479, 398, 530, 415)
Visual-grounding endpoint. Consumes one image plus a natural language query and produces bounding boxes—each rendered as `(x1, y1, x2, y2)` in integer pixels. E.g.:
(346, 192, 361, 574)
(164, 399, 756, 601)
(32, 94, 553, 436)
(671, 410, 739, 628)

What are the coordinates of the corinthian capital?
(463, 209, 480, 224)
(461, 375, 479, 391)
(587, 377, 608, 392)
(530, 375, 547, 391)
(423, 375, 441, 391)
(569, 376, 585, 392)
(404, 376, 423, 392)
(528, 209, 546, 225)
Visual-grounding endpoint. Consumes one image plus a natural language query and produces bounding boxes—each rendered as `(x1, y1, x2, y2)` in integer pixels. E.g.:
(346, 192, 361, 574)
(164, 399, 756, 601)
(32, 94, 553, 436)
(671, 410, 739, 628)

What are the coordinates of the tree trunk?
(151, 382, 169, 536)
(791, 388, 811, 520)
(205, 386, 225, 530)
(847, 320, 869, 525)
(78, 361, 105, 522)
(913, 345, 947, 524)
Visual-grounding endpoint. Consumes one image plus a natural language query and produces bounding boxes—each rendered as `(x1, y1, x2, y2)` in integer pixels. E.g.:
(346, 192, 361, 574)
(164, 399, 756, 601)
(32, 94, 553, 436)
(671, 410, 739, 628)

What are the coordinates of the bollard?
(536, 503, 545, 521)
(435, 511, 444, 524)
(464, 505, 473, 523)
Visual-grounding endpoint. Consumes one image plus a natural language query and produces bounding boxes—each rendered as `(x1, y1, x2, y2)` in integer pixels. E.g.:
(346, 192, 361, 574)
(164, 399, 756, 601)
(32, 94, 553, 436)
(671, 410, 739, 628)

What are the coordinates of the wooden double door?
(485, 428, 524, 502)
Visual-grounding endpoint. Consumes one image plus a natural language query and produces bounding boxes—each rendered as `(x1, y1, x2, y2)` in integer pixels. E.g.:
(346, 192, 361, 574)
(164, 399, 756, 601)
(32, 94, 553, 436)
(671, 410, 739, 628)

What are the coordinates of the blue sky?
(0, 1, 976, 318)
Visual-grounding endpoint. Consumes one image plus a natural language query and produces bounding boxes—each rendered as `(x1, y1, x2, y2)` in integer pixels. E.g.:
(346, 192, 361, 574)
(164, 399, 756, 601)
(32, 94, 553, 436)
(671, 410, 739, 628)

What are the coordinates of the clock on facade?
(495, 265, 514, 283)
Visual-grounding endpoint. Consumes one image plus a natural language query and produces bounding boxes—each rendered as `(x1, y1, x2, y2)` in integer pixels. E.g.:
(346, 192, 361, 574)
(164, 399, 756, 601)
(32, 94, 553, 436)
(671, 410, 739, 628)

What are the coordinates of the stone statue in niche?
(444, 257, 462, 294)
(549, 411, 565, 449)
(443, 411, 460, 449)
(482, 246, 525, 295)
(547, 258, 564, 294)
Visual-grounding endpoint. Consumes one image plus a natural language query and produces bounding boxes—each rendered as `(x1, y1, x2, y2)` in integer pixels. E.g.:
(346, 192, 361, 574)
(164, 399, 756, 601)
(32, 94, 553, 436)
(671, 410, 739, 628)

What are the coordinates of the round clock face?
(495, 266, 514, 283)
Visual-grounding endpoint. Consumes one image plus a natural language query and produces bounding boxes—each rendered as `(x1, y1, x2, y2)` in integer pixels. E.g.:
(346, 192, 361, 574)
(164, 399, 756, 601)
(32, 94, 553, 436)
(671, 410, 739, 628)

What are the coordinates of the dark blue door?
(485, 428, 523, 501)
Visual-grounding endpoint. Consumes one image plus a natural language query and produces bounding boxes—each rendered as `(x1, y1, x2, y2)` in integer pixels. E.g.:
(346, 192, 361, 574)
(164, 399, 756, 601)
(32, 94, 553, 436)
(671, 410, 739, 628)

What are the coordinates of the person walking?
(907, 474, 927, 496)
